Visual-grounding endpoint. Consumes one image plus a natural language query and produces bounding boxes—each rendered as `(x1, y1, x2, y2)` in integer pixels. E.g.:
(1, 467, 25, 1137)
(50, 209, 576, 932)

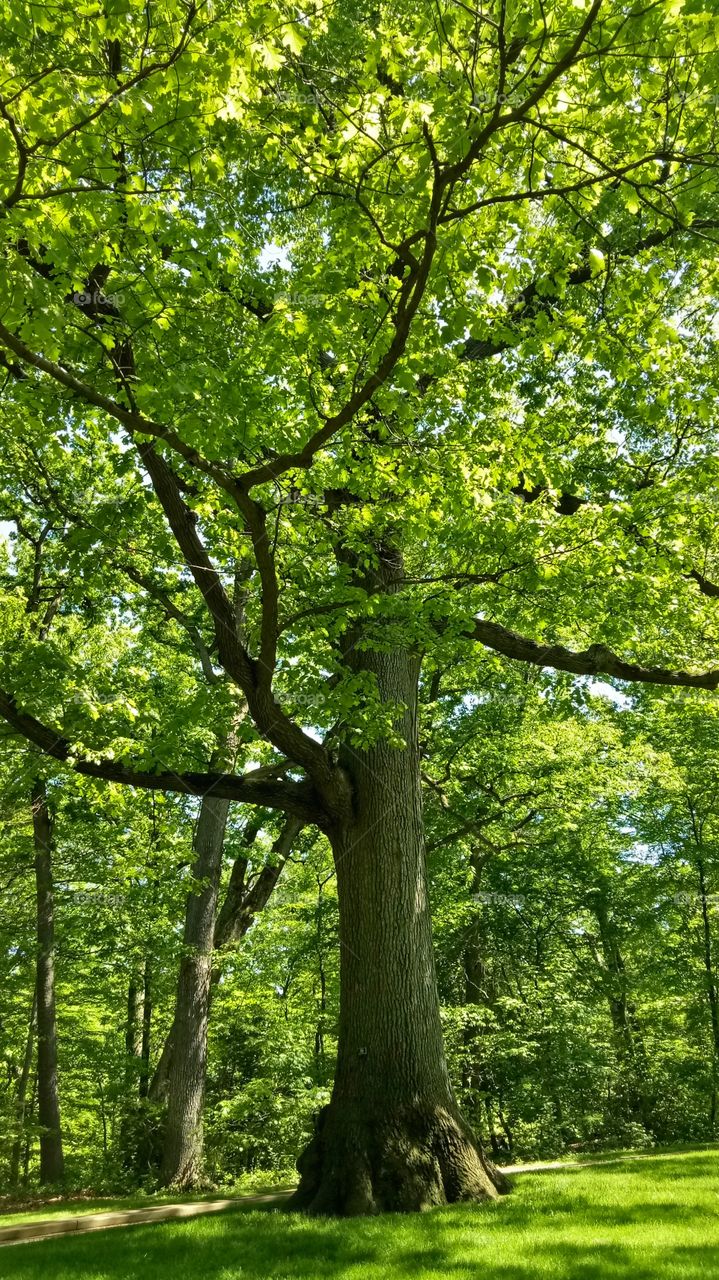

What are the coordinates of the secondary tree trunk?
(9, 988, 36, 1187)
(697, 854, 719, 1134)
(460, 852, 508, 1152)
(160, 794, 230, 1188)
(291, 640, 505, 1214)
(149, 814, 298, 1110)
(125, 970, 144, 1088)
(139, 956, 152, 1100)
(587, 889, 653, 1131)
(32, 779, 65, 1184)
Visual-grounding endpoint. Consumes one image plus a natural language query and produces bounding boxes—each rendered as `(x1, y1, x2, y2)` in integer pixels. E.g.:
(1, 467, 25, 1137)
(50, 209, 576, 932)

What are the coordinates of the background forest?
(2, 610, 719, 1190)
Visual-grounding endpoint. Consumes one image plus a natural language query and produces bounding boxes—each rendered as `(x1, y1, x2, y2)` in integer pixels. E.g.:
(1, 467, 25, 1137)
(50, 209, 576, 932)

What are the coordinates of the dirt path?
(0, 1190, 293, 1247)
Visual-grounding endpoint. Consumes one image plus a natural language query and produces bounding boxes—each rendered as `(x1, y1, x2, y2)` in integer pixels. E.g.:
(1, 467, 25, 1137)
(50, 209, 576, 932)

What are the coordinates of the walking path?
(0, 1190, 293, 1247)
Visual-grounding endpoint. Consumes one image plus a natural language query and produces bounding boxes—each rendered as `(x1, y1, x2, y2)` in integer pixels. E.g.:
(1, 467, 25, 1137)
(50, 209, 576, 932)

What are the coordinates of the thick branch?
(0, 320, 239, 498)
(138, 444, 336, 789)
(0, 690, 324, 822)
(471, 620, 719, 689)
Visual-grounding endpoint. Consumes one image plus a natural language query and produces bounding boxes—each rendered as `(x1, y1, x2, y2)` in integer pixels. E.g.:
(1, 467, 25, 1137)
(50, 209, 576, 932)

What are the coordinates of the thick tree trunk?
(160, 794, 230, 1188)
(32, 780, 65, 1184)
(292, 644, 505, 1214)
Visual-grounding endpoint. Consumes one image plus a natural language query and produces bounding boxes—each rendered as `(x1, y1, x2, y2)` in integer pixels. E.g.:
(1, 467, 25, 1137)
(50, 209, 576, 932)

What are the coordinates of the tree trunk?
(149, 814, 298, 1111)
(588, 891, 653, 1131)
(23, 1074, 37, 1187)
(32, 779, 65, 1184)
(697, 855, 719, 1134)
(125, 971, 144, 1087)
(119, 968, 146, 1171)
(160, 794, 230, 1188)
(139, 956, 152, 1100)
(9, 988, 36, 1188)
(460, 853, 505, 1149)
(292, 643, 505, 1214)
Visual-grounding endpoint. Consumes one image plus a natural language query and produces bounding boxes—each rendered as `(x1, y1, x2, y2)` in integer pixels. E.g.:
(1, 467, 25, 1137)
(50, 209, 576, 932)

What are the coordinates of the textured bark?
(32, 780, 65, 1184)
(160, 795, 230, 1188)
(9, 989, 36, 1187)
(292, 639, 505, 1214)
(139, 956, 152, 1100)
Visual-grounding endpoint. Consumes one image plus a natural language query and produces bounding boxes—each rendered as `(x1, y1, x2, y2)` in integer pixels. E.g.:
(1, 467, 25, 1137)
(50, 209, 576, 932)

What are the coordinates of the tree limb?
(470, 619, 719, 689)
(0, 689, 325, 822)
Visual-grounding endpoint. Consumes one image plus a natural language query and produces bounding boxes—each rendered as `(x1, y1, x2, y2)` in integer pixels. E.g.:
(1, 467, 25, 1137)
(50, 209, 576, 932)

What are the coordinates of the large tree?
(1, 0, 719, 1212)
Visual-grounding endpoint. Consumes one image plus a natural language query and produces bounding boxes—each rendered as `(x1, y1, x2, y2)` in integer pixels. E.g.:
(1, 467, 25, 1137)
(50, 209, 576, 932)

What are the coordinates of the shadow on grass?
(6, 1217, 719, 1280)
(3, 1152, 719, 1280)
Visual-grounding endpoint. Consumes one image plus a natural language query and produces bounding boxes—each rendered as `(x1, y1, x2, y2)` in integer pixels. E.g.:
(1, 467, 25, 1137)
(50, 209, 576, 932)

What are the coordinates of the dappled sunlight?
(4, 1149, 719, 1280)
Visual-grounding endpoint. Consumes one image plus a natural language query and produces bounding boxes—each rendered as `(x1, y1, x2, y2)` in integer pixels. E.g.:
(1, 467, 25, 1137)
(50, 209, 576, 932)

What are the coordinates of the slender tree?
(8, 988, 35, 1188)
(31, 779, 64, 1184)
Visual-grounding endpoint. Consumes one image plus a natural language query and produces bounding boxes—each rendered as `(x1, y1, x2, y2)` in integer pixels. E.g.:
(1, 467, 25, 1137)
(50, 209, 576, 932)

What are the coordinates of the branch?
(470, 619, 719, 689)
(214, 815, 302, 949)
(122, 563, 219, 683)
(462, 220, 719, 362)
(235, 166, 444, 493)
(137, 443, 335, 787)
(0, 319, 240, 498)
(0, 689, 324, 822)
(512, 482, 719, 600)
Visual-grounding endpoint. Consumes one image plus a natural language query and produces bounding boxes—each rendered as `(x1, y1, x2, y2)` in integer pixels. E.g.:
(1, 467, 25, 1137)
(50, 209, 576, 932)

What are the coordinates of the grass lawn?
(2, 1147, 719, 1278)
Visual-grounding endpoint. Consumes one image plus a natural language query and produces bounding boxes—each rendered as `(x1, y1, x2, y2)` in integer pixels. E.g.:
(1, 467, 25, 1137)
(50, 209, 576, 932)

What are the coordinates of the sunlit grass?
(3, 1148, 719, 1278)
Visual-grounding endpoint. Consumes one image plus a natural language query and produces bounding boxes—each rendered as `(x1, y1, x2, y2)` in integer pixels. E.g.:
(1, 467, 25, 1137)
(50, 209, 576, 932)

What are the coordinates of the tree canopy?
(1, 0, 719, 1215)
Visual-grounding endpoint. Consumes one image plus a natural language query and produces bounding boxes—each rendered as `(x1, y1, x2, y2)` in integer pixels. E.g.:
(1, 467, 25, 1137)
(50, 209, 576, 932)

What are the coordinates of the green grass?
(3, 1148, 719, 1278)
